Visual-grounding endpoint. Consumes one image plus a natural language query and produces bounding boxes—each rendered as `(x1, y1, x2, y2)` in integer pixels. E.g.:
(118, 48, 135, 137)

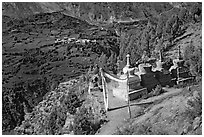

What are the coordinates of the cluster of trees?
(2, 77, 51, 132)
(93, 3, 202, 78)
(66, 3, 202, 75)
(117, 2, 201, 68)
(118, 19, 157, 66)
(184, 40, 202, 81)
(14, 76, 106, 135)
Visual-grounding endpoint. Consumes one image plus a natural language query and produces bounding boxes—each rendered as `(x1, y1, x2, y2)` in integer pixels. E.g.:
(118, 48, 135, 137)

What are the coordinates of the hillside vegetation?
(14, 76, 107, 135)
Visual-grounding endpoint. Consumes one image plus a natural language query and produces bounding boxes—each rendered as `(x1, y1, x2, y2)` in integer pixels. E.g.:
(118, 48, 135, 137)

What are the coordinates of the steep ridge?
(3, 2, 173, 24)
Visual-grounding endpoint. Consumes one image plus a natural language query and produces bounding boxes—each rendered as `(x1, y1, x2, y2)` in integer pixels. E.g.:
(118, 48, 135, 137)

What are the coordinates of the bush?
(116, 122, 169, 135)
(184, 89, 202, 120)
(184, 40, 202, 79)
(72, 95, 106, 135)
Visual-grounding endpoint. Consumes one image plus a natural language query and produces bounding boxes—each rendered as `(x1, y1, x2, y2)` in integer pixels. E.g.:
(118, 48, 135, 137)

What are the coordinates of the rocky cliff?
(3, 2, 174, 24)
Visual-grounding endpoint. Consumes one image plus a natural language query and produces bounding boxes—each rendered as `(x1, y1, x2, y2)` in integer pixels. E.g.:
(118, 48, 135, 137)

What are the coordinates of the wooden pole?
(176, 67, 180, 85)
(126, 54, 131, 118)
(104, 76, 108, 111)
(100, 68, 108, 111)
(127, 70, 132, 118)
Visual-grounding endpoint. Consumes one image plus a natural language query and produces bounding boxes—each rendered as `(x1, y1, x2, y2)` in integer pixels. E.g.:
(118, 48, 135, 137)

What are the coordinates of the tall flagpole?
(126, 54, 132, 118)
(100, 68, 108, 112)
(103, 75, 108, 111)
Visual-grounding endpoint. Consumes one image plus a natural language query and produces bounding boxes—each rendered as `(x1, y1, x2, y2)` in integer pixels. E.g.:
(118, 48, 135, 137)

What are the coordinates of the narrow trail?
(96, 86, 183, 135)
(96, 89, 141, 135)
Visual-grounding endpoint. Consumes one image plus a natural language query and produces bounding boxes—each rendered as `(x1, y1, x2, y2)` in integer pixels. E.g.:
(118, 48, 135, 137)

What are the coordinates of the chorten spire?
(126, 54, 130, 67)
(123, 54, 134, 75)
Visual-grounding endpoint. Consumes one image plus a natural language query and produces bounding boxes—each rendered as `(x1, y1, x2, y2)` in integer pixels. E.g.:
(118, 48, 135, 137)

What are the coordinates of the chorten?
(123, 54, 134, 76)
(152, 49, 164, 72)
(169, 45, 185, 72)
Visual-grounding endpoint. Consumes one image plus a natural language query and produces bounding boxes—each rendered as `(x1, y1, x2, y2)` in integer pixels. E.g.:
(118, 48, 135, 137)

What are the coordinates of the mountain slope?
(2, 2, 173, 24)
(115, 83, 202, 135)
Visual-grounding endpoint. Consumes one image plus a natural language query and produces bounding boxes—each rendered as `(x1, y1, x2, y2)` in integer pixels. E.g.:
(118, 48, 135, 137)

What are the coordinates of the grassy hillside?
(115, 82, 202, 135)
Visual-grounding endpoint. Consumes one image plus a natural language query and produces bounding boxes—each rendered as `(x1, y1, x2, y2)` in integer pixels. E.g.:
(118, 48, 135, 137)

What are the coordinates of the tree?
(190, 3, 202, 23)
(155, 36, 164, 61)
(156, 15, 165, 39)
(97, 53, 107, 70)
(130, 45, 140, 66)
(184, 40, 202, 78)
(165, 14, 181, 43)
(107, 52, 114, 65)
(119, 32, 130, 60)
(178, 8, 189, 25)
(141, 23, 153, 57)
(184, 40, 194, 61)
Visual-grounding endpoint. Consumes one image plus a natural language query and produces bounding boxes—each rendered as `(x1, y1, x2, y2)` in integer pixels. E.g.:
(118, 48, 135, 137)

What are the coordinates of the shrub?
(184, 89, 202, 120)
(116, 122, 169, 135)
(72, 95, 106, 135)
(184, 40, 202, 79)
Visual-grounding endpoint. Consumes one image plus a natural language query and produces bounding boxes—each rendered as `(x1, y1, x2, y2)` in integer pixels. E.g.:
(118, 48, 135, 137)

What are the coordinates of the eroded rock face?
(3, 2, 174, 24)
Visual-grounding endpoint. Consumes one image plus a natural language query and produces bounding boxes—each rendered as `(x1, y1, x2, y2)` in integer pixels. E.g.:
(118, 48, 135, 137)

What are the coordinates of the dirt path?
(96, 89, 141, 135)
(96, 87, 183, 135)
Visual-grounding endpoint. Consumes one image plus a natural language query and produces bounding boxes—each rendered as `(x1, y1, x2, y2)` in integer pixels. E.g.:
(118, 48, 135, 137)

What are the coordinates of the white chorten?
(123, 54, 134, 76)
